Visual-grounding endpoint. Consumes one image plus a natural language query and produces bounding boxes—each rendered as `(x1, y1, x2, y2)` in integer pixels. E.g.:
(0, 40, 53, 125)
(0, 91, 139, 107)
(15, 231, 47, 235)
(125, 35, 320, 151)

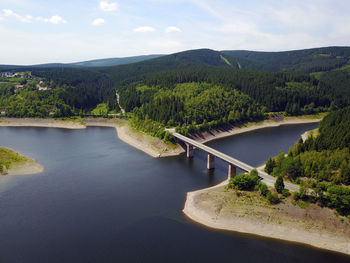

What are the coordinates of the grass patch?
(310, 71, 324, 80)
(292, 200, 309, 209)
(54, 117, 85, 125)
(220, 55, 232, 66)
(307, 128, 319, 138)
(0, 147, 29, 173)
(285, 112, 327, 120)
(91, 103, 108, 115)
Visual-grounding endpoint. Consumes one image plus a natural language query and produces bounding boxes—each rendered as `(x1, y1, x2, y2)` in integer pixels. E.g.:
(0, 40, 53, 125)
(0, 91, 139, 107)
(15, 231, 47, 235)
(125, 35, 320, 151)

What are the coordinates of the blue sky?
(1, 0, 349, 64)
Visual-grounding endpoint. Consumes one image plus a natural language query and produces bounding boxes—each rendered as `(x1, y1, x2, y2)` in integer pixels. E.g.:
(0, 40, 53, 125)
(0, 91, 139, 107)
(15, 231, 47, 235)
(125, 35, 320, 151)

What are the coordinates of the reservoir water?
(0, 123, 349, 263)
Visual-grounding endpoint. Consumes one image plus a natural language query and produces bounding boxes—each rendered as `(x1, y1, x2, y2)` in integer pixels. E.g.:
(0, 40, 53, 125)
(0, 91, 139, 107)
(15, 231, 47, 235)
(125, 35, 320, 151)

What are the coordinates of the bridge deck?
(173, 132, 299, 192)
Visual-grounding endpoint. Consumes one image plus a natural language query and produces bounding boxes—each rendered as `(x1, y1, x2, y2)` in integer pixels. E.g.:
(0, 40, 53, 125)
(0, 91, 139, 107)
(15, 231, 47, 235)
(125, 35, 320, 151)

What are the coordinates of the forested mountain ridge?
(221, 46, 350, 73)
(1, 47, 350, 125)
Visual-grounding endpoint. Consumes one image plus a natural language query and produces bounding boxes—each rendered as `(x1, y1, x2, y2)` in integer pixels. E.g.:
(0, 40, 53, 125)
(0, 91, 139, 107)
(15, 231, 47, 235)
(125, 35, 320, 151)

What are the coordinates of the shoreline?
(6, 160, 44, 176)
(189, 117, 321, 145)
(0, 117, 185, 158)
(183, 185, 350, 256)
(0, 116, 321, 171)
(0, 117, 321, 159)
(115, 124, 185, 158)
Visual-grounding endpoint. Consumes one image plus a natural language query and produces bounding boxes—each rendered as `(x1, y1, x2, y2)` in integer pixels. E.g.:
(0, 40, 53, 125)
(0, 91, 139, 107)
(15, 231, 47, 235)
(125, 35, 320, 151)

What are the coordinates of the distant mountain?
(69, 54, 164, 67)
(0, 54, 164, 70)
(3, 46, 350, 74)
(99, 49, 233, 82)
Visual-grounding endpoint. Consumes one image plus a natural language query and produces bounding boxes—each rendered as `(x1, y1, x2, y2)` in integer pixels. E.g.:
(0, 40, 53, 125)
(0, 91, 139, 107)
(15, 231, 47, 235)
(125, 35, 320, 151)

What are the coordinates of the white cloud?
(133, 26, 156, 33)
(2, 9, 33, 23)
(2, 9, 67, 24)
(99, 1, 119, 12)
(37, 15, 67, 24)
(165, 26, 182, 33)
(92, 18, 105, 26)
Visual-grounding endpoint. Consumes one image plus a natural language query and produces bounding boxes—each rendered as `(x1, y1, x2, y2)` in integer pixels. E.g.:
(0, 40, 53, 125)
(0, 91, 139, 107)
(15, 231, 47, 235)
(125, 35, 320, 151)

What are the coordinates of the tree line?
(264, 106, 350, 215)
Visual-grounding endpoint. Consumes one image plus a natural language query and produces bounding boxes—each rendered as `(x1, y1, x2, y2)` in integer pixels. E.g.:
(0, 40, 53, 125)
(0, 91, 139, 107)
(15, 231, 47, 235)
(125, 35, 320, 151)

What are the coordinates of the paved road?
(116, 92, 125, 115)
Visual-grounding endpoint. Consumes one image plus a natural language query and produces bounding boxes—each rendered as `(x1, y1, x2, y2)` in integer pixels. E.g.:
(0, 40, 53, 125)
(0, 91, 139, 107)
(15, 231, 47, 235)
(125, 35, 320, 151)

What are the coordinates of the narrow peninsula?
(184, 108, 350, 256)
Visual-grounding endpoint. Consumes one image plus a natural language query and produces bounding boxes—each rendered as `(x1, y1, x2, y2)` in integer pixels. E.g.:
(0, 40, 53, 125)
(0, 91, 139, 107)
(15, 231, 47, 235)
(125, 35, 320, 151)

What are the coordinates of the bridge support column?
(228, 164, 236, 179)
(186, 143, 194, 158)
(207, 154, 215, 170)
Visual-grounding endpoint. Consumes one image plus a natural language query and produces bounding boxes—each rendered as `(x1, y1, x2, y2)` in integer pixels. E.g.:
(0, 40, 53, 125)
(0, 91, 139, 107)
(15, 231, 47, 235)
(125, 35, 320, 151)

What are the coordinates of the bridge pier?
(228, 164, 236, 179)
(207, 154, 215, 170)
(186, 143, 194, 158)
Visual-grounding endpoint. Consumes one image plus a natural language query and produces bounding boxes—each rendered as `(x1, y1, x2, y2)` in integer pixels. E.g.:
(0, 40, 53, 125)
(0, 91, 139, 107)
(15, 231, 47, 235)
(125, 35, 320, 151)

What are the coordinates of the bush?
(282, 189, 291, 197)
(228, 173, 260, 191)
(275, 176, 285, 193)
(293, 191, 301, 201)
(250, 169, 258, 177)
(267, 192, 280, 204)
(293, 187, 307, 201)
(259, 183, 269, 197)
(299, 187, 308, 200)
(163, 131, 174, 142)
(265, 157, 276, 174)
(325, 185, 350, 216)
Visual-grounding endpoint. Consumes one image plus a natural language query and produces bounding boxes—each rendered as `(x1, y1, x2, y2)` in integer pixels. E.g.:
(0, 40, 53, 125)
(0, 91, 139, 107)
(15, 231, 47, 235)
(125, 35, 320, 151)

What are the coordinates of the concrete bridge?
(172, 132, 299, 192)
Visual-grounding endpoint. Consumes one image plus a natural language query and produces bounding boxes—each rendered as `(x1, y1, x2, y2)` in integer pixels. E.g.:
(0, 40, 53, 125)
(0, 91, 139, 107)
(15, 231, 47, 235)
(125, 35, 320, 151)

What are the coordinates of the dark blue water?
(0, 124, 348, 263)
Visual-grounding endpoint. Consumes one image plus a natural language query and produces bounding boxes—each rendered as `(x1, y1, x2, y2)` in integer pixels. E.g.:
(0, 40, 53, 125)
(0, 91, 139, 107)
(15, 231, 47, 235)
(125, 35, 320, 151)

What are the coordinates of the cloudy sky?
(1, 0, 349, 64)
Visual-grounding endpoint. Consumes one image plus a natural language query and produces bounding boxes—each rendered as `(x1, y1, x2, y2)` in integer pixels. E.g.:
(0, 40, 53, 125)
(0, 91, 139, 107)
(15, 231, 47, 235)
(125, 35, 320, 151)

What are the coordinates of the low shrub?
(259, 183, 269, 197)
(228, 173, 260, 191)
(282, 189, 291, 197)
(267, 192, 280, 204)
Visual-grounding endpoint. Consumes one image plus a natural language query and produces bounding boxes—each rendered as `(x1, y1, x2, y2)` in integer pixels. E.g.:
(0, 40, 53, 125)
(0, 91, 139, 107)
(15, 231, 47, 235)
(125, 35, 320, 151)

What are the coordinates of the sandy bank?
(116, 124, 184, 158)
(84, 119, 185, 157)
(0, 118, 86, 129)
(0, 117, 184, 158)
(6, 159, 44, 176)
(190, 118, 321, 144)
(183, 185, 350, 256)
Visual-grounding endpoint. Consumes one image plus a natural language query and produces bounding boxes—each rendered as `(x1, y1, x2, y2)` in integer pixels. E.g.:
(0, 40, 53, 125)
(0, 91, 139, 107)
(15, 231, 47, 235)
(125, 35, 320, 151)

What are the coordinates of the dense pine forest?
(265, 106, 350, 216)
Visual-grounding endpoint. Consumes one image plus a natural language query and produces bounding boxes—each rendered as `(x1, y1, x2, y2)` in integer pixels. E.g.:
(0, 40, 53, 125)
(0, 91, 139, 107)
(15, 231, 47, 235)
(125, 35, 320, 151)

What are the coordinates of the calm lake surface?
(0, 123, 349, 263)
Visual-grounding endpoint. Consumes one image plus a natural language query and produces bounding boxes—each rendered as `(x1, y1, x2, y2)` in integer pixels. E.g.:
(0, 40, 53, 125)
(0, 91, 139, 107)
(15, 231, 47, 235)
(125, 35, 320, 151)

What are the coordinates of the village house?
(38, 87, 51, 91)
(0, 72, 15, 78)
(15, 85, 24, 89)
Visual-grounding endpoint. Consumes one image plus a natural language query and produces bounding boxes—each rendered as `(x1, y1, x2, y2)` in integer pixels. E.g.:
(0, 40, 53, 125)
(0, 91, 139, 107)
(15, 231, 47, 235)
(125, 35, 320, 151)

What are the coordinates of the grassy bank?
(0, 147, 43, 175)
(0, 147, 28, 173)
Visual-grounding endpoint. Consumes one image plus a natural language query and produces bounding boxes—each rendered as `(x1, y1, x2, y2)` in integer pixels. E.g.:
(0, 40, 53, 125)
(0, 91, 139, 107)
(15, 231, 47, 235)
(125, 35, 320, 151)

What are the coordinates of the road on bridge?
(172, 132, 300, 192)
